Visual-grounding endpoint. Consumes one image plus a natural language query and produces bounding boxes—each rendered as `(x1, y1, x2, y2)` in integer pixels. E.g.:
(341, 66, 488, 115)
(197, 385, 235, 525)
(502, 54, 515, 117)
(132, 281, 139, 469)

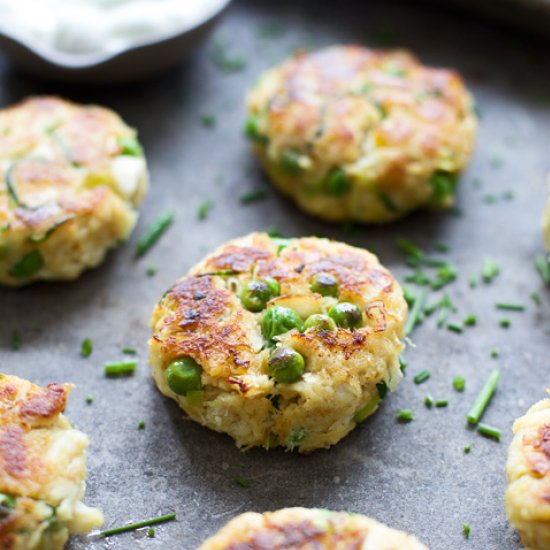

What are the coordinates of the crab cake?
(0, 374, 103, 549)
(245, 45, 477, 223)
(0, 96, 148, 286)
(149, 232, 406, 453)
(506, 393, 550, 549)
(197, 507, 428, 550)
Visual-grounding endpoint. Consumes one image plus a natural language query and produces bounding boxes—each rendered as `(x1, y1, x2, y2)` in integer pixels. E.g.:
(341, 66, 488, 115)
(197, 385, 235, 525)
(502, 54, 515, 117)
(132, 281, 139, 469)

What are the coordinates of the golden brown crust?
(246, 45, 477, 223)
(197, 508, 428, 550)
(150, 232, 406, 452)
(0, 96, 148, 286)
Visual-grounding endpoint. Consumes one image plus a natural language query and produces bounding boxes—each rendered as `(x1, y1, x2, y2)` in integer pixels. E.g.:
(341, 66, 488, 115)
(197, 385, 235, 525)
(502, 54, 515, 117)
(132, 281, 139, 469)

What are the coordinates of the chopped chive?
(147, 527, 155, 538)
(200, 114, 216, 128)
(435, 243, 449, 253)
(453, 377, 465, 392)
(447, 322, 463, 334)
(490, 348, 499, 358)
(235, 475, 250, 488)
(266, 226, 282, 238)
(477, 422, 501, 441)
(257, 21, 284, 39)
(240, 190, 267, 204)
(463, 314, 476, 327)
(11, 329, 20, 351)
(425, 394, 434, 408)
(495, 302, 525, 312)
(490, 155, 503, 168)
(138, 420, 145, 430)
(482, 258, 500, 283)
(81, 338, 92, 358)
(472, 178, 482, 188)
(122, 348, 137, 355)
(499, 319, 510, 328)
(404, 288, 427, 336)
(530, 291, 542, 306)
(398, 356, 407, 372)
(403, 286, 416, 306)
(502, 190, 514, 200)
(413, 370, 431, 385)
(86, 394, 93, 405)
(436, 293, 456, 328)
(396, 237, 424, 263)
(396, 409, 414, 422)
(9, 250, 44, 278)
(466, 370, 500, 425)
(197, 200, 214, 220)
(135, 212, 174, 258)
(100, 512, 176, 537)
(468, 275, 477, 288)
(212, 41, 246, 72)
(424, 301, 439, 316)
(463, 444, 471, 454)
(435, 399, 448, 407)
(535, 254, 550, 285)
(483, 193, 497, 204)
(104, 360, 137, 377)
(146, 265, 158, 277)
(463, 523, 471, 538)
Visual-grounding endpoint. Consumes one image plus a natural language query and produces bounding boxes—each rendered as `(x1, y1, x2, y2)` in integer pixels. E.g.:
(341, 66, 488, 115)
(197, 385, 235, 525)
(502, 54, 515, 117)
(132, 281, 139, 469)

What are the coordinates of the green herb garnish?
(234, 475, 250, 488)
(197, 200, 214, 220)
(463, 315, 476, 327)
(81, 338, 93, 358)
(8, 251, 44, 278)
(138, 420, 145, 430)
(435, 399, 448, 407)
(499, 319, 510, 328)
(100, 512, 176, 537)
(447, 322, 463, 334)
(453, 377, 465, 392)
(425, 394, 434, 408)
(463, 523, 471, 538)
(240, 190, 267, 204)
(535, 254, 550, 285)
(482, 259, 500, 283)
(104, 360, 137, 377)
(404, 288, 427, 336)
(495, 302, 524, 312)
(463, 444, 471, 454)
(477, 422, 501, 441)
(396, 409, 414, 422)
(200, 114, 216, 128)
(86, 394, 93, 405)
(413, 370, 431, 385)
(466, 370, 500, 425)
(118, 136, 143, 156)
(135, 212, 174, 258)
(11, 330, 20, 351)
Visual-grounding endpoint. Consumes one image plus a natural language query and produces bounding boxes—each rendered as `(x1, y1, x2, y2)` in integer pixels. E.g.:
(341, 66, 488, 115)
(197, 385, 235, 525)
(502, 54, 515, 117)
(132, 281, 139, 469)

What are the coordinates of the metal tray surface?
(1, 1, 549, 549)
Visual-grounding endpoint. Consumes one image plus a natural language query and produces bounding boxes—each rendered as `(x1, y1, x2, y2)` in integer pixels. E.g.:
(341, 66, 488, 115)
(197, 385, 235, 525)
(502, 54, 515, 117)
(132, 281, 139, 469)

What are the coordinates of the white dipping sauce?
(0, 0, 227, 56)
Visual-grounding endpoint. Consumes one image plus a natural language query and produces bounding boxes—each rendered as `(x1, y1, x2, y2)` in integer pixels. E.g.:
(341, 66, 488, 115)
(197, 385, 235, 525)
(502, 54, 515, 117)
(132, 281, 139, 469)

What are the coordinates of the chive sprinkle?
(466, 370, 500, 425)
(453, 377, 465, 392)
(138, 420, 145, 430)
(468, 275, 477, 288)
(425, 394, 434, 408)
(463, 444, 471, 454)
(499, 319, 510, 328)
(100, 512, 176, 537)
(482, 259, 500, 283)
(200, 114, 216, 128)
(146, 265, 158, 277)
(530, 291, 542, 306)
(104, 360, 137, 377)
(147, 527, 155, 538)
(197, 200, 214, 220)
(404, 288, 427, 336)
(396, 409, 414, 422)
(239, 190, 267, 204)
(11, 329, 20, 351)
(447, 322, 463, 334)
(463, 314, 477, 327)
(535, 254, 550, 285)
(135, 212, 174, 258)
(235, 475, 250, 488)
(399, 356, 407, 372)
(81, 338, 92, 358)
(122, 348, 137, 355)
(490, 348, 499, 358)
(477, 422, 501, 441)
(463, 523, 471, 538)
(495, 302, 525, 312)
(435, 399, 448, 407)
(413, 370, 431, 384)
(86, 394, 93, 405)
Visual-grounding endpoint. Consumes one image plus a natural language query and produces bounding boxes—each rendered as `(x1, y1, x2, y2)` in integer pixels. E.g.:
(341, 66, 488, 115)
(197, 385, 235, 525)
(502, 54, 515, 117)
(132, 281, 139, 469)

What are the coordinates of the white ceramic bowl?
(0, 0, 232, 84)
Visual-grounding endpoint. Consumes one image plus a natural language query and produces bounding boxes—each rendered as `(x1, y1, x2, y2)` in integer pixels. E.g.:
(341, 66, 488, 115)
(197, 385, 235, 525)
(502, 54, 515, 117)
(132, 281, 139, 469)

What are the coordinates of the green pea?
(310, 272, 338, 296)
(429, 170, 458, 204)
(165, 358, 202, 395)
(328, 302, 362, 329)
(279, 150, 303, 173)
(325, 168, 351, 196)
(303, 314, 336, 331)
(0, 493, 15, 509)
(245, 115, 268, 144)
(240, 278, 280, 312)
(262, 306, 304, 340)
(269, 347, 305, 383)
(8, 250, 44, 278)
(118, 136, 143, 157)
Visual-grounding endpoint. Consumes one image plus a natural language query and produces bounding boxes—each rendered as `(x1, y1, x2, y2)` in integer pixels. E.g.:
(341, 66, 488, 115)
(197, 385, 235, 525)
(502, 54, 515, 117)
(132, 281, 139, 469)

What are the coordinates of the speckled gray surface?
(1, 1, 549, 549)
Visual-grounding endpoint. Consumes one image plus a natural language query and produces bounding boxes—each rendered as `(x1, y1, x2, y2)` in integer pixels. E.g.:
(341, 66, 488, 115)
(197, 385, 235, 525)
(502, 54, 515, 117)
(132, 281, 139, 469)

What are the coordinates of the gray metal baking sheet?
(1, 1, 550, 548)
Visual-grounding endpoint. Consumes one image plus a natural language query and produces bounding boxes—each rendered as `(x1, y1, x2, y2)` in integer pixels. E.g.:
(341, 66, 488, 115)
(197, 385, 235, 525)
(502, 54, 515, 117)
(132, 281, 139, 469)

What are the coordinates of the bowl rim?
(0, 0, 232, 70)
